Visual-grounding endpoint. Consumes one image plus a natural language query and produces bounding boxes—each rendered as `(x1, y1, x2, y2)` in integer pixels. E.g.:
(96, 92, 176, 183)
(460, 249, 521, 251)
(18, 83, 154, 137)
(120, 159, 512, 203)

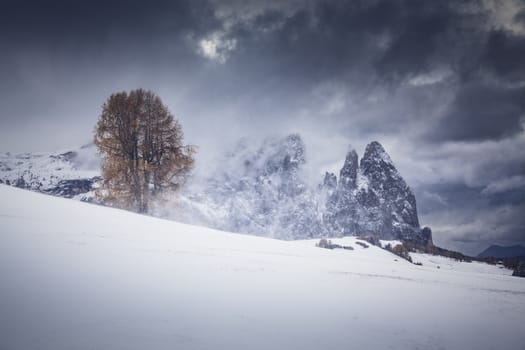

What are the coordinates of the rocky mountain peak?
(362, 141, 393, 163)
(324, 140, 428, 244)
(360, 141, 397, 186)
(359, 141, 411, 202)
(339, 149, 358, 189)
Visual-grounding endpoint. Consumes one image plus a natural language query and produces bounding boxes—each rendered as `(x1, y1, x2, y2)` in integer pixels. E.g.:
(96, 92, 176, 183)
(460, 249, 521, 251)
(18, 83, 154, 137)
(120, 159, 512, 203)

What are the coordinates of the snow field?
(0, 185, 524, 350)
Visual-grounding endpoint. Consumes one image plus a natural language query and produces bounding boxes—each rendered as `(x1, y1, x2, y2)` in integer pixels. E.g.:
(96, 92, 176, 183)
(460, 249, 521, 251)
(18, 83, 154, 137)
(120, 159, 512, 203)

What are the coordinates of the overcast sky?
(1, 0, 524, 255)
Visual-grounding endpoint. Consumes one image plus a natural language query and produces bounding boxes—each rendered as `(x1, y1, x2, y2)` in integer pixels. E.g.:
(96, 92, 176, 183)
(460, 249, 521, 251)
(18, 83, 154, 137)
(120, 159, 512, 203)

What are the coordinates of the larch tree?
(94, 89, 195, 213)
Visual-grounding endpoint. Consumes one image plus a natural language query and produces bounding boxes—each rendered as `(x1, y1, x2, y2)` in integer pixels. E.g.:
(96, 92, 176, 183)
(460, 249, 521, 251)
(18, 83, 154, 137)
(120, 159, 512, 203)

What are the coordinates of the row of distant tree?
(94, 89, 195, 213)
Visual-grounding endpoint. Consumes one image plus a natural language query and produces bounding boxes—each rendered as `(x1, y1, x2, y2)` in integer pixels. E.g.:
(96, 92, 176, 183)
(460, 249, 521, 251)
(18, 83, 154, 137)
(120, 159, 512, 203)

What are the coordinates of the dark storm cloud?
(483, 29, 525, 82)
(414, 176, 525, 256)
(225, 0, 487, 85)
(211, 0, 499, 141)
(1, 0, 524, 254)
(0, 0, 221, 81)
(0, 0, 218, 48)
(188, 0, 492, 147)
(516, 7, 525, 24)
(373, 2, 465, 83)
(407, 132, 525, 255)
(430, 84, 525, 141)
(0, 0, 223, 149)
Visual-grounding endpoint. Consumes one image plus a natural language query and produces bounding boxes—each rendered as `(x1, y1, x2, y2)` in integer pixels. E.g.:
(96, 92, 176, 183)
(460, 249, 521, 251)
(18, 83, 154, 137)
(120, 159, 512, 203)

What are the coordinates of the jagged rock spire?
(360, 141, 397, 189)
(359, 141, 425, 242)
(324, 140, 430, 245)
(339, 149, 358, 189)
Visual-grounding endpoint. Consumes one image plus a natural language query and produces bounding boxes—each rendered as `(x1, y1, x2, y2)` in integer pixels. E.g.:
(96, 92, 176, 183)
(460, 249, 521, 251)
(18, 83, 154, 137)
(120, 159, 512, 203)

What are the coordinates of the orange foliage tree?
(94, 89, 195, 213)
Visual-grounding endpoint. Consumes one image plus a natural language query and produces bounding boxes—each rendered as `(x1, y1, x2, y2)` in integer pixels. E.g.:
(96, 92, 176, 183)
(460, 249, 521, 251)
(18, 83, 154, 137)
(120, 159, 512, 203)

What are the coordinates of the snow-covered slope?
(1, 185, 524, 350)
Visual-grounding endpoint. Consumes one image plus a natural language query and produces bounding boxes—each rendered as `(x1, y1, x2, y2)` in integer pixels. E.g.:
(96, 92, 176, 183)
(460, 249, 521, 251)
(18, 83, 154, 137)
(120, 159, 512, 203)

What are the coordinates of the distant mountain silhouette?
(477, 245, 525, 259)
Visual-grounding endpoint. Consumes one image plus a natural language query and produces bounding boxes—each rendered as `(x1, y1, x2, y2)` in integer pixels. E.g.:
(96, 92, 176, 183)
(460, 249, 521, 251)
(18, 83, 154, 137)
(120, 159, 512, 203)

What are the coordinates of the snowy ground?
(1, 185, 524, 350)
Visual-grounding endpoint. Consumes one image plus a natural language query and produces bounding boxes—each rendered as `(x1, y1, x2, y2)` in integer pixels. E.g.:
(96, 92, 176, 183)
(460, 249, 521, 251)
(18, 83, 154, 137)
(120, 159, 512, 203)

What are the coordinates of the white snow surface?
(409, 252, 513, 275)
(1, 185, 524, 350)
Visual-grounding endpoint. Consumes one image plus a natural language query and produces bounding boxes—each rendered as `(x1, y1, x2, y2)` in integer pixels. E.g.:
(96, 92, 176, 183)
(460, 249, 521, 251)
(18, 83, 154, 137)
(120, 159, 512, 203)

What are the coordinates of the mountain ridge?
(478, 244, 525, 259)
(0, 135, 432, 245)
(0, 144, 100, 200)
(181, 134, 432, 245)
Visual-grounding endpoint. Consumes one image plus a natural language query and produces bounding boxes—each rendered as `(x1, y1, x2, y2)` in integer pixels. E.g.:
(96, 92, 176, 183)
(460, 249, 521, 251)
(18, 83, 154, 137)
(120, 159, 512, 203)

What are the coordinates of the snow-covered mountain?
(1, 184, 523, 350)
(180, 135, 431, 244)
(177, 135, 324, 240)
(322, 141, 431, 244)
(478, 245, 525, 259)
(0, 144, 100, 201)
(0, 135, 430, 244)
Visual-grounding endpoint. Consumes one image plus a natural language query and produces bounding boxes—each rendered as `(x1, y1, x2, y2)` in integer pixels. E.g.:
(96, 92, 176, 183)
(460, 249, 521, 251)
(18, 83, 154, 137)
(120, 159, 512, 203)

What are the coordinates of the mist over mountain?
(175, 134, 431, 244)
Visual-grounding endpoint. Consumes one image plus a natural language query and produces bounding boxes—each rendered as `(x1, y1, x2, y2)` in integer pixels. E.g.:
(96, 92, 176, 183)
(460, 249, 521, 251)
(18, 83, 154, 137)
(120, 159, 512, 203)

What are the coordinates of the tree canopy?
(94, 89, 194, 213)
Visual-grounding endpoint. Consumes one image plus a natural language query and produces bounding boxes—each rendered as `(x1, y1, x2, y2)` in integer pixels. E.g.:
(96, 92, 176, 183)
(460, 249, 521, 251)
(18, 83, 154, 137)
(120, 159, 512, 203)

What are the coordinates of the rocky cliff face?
(182, 135, 432, 245)
(323, 142, 431, 244)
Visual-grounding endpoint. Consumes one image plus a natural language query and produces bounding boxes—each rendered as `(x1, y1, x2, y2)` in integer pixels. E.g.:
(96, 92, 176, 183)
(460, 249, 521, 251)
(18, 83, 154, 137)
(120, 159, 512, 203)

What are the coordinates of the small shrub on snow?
(355, 241, 369, 249)
(391, 244, 412, 263)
